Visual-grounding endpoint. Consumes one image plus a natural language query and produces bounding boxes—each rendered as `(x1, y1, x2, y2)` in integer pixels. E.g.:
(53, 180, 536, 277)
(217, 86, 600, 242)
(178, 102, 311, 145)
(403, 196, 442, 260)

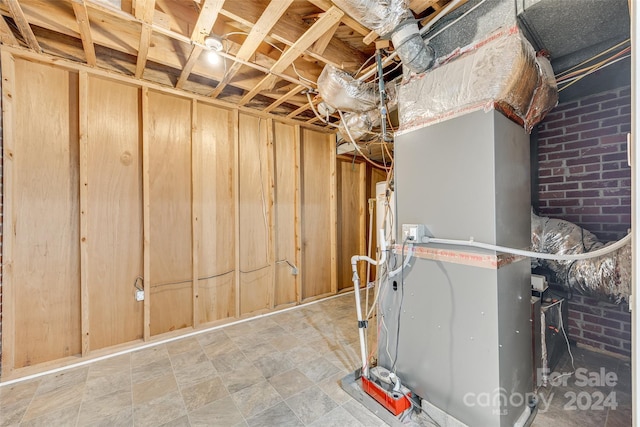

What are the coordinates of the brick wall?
(537, 86, 631, 242)
(536, 86, 631, 358)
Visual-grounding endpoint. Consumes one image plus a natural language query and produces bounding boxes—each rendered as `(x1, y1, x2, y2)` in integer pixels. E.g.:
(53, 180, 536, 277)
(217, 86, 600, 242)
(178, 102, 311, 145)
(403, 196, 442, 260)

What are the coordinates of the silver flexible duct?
(333, 0, 435, 74)
(531, 211, 631, 303)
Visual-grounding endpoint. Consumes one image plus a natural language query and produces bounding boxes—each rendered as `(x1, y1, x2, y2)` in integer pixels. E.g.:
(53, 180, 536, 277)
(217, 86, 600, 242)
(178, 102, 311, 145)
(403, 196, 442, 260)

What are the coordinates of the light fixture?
(204, 35, 223, 52)
(204, 35, 223, 65)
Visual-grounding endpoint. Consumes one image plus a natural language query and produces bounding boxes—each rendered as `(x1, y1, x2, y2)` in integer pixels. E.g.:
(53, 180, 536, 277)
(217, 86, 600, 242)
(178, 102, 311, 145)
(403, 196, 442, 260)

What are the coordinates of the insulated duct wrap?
(531, 211, 631, 303)
(317, 65, 379, 113)
(332, 0, 412, 38)
(338, 109, 381, 141)
(397, 26, 558, 134)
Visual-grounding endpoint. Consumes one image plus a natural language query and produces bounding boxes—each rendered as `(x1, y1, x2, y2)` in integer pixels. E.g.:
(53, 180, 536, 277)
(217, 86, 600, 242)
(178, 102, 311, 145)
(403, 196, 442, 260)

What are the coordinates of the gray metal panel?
(395, 109, 530, 247)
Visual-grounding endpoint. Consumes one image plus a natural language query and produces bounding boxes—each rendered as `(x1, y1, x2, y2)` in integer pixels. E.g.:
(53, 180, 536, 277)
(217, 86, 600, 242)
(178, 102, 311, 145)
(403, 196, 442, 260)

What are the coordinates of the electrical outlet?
(401, 223, 426, 243)
(136, 290, 145, 301)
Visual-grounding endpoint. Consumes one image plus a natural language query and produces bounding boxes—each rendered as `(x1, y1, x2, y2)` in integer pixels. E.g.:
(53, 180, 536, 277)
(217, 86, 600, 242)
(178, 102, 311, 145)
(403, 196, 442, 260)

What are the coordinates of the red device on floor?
(361, 375, 412, 416)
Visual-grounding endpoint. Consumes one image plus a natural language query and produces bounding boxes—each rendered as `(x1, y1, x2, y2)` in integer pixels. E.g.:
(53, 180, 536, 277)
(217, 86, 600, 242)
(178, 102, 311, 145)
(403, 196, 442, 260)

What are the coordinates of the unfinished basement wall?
(536, 85, 631, 358)
(0, 51, 337, 378)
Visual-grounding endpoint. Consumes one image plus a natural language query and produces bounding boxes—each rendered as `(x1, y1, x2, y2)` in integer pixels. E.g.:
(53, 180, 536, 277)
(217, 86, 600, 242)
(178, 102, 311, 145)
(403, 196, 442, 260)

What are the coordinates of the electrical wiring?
(338, 110, 390, 170)
(558, 51, 631, 92)
(391, 236, 411, 374)
(424, 0, 490, 43)
(555, 38, 630, 78)
(306, 91, 341, 128)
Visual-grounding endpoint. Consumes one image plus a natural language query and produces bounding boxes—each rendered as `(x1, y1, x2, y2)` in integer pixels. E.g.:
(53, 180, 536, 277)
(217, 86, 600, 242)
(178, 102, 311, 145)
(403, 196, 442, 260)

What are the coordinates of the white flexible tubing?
(351, 230, 387, 378)
(425, 233, 631, 261)
(388, 244, 414, 278)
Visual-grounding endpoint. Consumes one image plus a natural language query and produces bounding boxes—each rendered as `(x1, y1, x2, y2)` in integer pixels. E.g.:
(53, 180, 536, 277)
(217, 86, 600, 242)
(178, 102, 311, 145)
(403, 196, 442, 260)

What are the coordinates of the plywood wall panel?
(238, 114, 272, 315)
(337, 159, 366, 290)
(196, 102, 236, 323)
(273, 122, 298, 306)
(148, 90, 193, 335)
(86, 76, 143, 350)
(12, 60, 81, 367)
(300, 129, 335, 300)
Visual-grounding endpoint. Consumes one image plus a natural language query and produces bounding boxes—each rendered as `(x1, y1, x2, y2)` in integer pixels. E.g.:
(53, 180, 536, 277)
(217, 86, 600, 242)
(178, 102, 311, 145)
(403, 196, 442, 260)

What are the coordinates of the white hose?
(389, 244, 414, 277)
(424, 233, 631, 261)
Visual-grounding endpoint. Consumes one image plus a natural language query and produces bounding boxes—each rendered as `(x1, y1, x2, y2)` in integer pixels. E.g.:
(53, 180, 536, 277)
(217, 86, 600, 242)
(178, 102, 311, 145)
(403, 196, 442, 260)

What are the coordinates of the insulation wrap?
(317, 65, 379, 113)
(531, 211, 631, 304)
(332, 0, 412, 36)
(397, 26, 559, 134)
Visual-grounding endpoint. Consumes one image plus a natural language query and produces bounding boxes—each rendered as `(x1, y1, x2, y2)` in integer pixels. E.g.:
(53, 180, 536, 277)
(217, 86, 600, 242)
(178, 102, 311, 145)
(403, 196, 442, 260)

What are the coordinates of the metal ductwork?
(531, 211, 631, 303)
(333, 0, 435, 74)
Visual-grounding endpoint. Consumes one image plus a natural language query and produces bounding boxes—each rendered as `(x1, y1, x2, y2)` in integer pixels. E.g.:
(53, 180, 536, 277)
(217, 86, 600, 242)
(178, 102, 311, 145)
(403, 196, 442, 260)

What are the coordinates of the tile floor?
(0, 292, 632, 427)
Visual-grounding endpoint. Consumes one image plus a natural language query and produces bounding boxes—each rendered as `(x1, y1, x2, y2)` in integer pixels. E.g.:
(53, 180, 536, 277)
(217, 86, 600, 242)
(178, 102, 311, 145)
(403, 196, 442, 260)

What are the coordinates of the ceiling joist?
(4, 0, 40, 52)
(71, 0, 96, 66)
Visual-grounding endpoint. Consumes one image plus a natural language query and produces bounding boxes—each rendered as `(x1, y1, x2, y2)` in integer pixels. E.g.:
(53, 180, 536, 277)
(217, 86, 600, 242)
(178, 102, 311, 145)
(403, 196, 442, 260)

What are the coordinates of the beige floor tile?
(19, 403, 80, 427)
(131, 345, 169, 368)
(180, 376, 229, 411)
(77, 389, 132, 425)
(132, 372, 178, 405)
(268, 368, 314, 399)
(21, 382, 85, 422)
(285, 384, 338, 425)
(87, 354, 131, 378)
(220, 365, 265, 394)
(35, 367, 88, 395)
(188, 396, 244, 427)
(83, 370, 131, 401)
(133, 390, 187, 427)
(231, 380, 282, 418)
(173, 360, 218, 389)
(131, 356, 173, 384)
(166, 336, 201, 356)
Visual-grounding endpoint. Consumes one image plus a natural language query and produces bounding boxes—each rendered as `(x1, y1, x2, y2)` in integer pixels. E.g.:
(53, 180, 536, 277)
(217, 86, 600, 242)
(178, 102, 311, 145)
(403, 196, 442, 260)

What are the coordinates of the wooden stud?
(191, 99, 200, 328)
(0, 15, 18, 46)
(79, 70, 90, 356)
(71, 0, 97, 66)
(266, 118, 276, 310)
(375, 39, 390, 50)
(141, 86, 151, 341)
(312, 21, 340, 56)
(329, 132, 338, 295)
(5, 0, 41, 52)
(294, 125, 302, 304)
(1, 50, 16, 378)
(210, 0, 294, 98)
(232, 109, 240, 318)
(238, 6, 344, 106)
(363, 30, 379, 46)
(134, 24, 152, 79)
(286, 98, 319, 119)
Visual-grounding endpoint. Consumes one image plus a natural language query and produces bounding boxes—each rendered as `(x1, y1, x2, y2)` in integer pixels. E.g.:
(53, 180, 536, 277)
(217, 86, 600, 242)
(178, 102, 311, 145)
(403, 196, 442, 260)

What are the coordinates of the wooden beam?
(210, 0, 293, 98)
(410, 0, 440, 14)
(232, 109, 240, 318)
(307, 0, 369, 36)
(264, 84, 304, 113)
(191, 0, 225, 44)
(287, 98, 319, 119)
(142, 86, 151, 341)
(312, 20, 340, 55)
(134, 0, 155, 78)
(238, 6, 343, 106)
(71, 0, 97, 66)
(176, 45, 203, 89)
(79, 71, 90, 356)
(191, 99, 200, 328)
(1, 50, 16, 378)
(0, 15, 17, 46)
(4, 0, 40, 52)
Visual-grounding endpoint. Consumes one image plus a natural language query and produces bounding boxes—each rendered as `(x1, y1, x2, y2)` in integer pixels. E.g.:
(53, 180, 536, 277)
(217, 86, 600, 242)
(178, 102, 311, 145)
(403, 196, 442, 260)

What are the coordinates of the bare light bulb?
(207, 50, 221, 64)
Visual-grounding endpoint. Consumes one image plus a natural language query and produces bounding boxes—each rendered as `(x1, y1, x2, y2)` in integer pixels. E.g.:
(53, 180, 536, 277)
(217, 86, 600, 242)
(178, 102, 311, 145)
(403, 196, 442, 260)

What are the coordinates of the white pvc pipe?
(351, 229, 387, 377)
(425, 233, 631, 261)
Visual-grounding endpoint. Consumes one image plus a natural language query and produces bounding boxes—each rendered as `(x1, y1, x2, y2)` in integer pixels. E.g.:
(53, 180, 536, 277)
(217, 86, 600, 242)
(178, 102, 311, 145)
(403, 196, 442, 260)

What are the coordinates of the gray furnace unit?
(379, 109, 534, 426)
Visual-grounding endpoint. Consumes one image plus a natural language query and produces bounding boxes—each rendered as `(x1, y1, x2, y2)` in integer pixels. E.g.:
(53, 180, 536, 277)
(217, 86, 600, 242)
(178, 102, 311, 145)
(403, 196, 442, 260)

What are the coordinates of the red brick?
(603, 153, 628, 162)
(601, 134, 627, 144)
(582, 331, 622, 347)
(603, 223, 632, 232)
(542, 111, 565, 122)
(581, 110, 620, 123)
(601, 97, 631, 110)
(549, 198, 581, 207)
(569, 105, 600, 116)
(602, 162, 620, 171)
(602, 115, 631, 128)
(538, 129, 564, 139)
(580, 126, 620, 139)
(602, 188, 631, 196)
(584, 164, 601, 172)
(566, 156, 600, 166)
(574, 337, 604, 349)
(620, 87, 631, 97)
(546, 117, 579, 130)
(602, 170, 631, 179)
(582, 145, 619, 156)
(582, 198, 620, 206)
(547, 134, 580, 145)
(539, 169, 551, 177)
(546, 182, 579, 191)
(539, 160, 564, 169)
(621, 124, 631, 133)
(564, 206, 600, 215)
(539, 176, 564, 184)
(539, 191, 566, 199)
(621, 179, 631, 186)
(564, 139, 599, 150)
(566, 190, 600, 198)
(604, 345, 630, 356)
(553, 101, 579, 112)
(582, 215, 619, 223)
(602, 327, 631, 341)
(602, 206, 632, 215)
(579, 322, 604, 333)
(565, 173, 601, 182)
(568, 166, 583, 174)
(565, 122, 600, 134)
(602, 308, 632, 321)
(620, 105, 631, 115)
(581, 180, 620, 189)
